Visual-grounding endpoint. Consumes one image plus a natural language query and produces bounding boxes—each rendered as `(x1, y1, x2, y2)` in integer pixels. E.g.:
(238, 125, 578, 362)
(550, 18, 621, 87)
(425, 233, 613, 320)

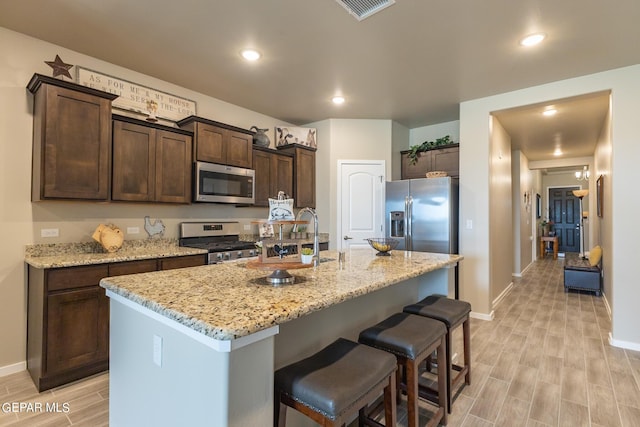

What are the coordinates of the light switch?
(41, 228, 59, 237)
(465, 220, 473, 230)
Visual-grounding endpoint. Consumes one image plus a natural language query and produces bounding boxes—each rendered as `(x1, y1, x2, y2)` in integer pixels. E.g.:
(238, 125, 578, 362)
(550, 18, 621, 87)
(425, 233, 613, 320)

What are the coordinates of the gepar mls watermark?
(2, 402, 70, 414)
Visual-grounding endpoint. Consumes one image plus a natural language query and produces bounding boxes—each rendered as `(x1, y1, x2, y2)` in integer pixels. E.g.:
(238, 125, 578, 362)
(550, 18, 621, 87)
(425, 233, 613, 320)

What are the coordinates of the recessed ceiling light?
(543, 108, 557, 116)
(241, 49, 261, 61)
(332, 96, 345, 105)
(519, 32, 546, 47)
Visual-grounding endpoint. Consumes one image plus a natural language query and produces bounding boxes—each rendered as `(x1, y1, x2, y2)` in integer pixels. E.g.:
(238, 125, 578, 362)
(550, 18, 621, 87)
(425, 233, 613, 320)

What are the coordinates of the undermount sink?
(319, 257, 335, 263)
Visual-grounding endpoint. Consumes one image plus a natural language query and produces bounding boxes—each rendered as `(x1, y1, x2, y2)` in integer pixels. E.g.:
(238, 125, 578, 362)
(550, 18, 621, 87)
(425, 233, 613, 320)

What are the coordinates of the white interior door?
(338, 160, 385, 250)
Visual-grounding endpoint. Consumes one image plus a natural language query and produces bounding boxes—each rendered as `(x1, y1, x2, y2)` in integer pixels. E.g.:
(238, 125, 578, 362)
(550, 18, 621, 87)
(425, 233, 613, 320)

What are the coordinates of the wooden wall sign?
(76, 67, 197, 122)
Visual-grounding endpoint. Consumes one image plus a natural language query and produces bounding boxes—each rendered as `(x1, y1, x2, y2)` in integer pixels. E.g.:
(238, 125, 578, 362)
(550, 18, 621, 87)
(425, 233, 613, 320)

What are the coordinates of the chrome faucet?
(295, 207, 320, 267)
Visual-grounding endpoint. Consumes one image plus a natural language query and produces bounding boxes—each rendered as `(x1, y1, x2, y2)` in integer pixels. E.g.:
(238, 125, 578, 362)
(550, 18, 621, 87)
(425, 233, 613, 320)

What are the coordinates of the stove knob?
(223, 252, 231, 260)
(236, 251, 243, 258)
(215, 253, 223, 262)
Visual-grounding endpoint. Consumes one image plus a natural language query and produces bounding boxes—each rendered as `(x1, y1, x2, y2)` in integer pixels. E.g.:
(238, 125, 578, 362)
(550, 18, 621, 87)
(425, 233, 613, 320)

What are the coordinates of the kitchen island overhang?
(101, 249, 462, 427)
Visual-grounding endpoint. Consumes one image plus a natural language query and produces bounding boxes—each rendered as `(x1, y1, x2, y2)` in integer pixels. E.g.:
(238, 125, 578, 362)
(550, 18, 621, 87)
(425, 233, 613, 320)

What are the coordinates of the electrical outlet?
(465, 220, 473, 230)
(153, 335, 162, 367)
(127, 227, 140, 235)
(41, 228, 59, 238)
(243, 224, 251, 231)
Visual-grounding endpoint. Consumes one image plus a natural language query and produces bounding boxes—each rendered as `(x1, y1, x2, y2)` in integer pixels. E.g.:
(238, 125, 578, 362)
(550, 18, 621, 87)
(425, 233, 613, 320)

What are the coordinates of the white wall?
(308, 119, 393, 249)
(489, 117, 513, 304)
(593, 98, 613, 307)
(460, 64, 640, 349)
(410, 120, 460, 146)
(511, 150, 534, 275)
(0, 27, 296, 371)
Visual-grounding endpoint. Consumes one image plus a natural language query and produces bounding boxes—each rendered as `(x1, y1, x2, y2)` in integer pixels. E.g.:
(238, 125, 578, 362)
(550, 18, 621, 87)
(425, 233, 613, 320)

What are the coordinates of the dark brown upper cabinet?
(400, 144, 459, 180)
(252, 147, 293, 207)
(177, 116, 253, 169)
(28, 74, 118, 201)
(276, 145, 316, 208)
(112, 115, 192, 203)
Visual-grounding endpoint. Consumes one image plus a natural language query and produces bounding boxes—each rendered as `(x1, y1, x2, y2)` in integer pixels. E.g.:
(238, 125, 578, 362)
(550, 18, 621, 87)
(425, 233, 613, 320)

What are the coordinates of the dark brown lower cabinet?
(27, 255, 205, 391)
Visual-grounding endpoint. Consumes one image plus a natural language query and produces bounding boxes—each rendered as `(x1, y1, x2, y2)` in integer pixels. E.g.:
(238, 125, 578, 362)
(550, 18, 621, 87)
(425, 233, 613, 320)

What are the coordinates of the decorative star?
(45, 55, 73, 79)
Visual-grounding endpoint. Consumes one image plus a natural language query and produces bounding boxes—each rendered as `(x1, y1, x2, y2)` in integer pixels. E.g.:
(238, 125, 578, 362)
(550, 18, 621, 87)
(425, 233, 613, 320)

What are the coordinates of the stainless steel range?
(179, 222, 257, 264)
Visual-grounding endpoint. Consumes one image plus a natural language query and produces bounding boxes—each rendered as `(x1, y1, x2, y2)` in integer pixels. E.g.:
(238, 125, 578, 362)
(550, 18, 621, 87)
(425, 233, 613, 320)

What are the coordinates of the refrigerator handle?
(406, 196, 413, 251)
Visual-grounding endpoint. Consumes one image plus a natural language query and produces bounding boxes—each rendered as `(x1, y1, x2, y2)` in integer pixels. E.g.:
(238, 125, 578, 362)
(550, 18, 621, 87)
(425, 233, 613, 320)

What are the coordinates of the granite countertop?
(100, 249, 463, 341)
(25, 239, 208, 269)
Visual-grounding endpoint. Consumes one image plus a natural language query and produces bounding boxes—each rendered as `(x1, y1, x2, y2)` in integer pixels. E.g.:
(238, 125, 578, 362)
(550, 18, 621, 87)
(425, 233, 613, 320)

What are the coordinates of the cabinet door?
(46, 287, 109, 374)
(226, 130, 253, 168)
(112, 120, 156, 201)
(253, 149, 272, 206)
(273, 154, 293, 200)
(156, 130, 192, 203)
(431, 146, 459, 178)
(293, 148, 315, 208)
(38, 84, 111, 200)
(194, 123, 225, 164)
(401, 152, 431, 179)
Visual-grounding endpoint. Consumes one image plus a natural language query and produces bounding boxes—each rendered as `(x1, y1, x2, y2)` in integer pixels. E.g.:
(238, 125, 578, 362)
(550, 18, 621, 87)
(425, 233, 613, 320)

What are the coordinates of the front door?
(548, 187, 581, 253)
(337, 160, 385, 250)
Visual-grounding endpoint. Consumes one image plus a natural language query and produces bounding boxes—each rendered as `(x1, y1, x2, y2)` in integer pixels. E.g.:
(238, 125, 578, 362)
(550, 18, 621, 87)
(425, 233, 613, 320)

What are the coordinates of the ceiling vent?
(335, 0, 396, 21)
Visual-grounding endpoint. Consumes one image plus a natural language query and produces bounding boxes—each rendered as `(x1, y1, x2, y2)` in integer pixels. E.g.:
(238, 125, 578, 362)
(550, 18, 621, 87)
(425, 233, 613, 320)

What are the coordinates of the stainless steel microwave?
(194, 161, 255, 204)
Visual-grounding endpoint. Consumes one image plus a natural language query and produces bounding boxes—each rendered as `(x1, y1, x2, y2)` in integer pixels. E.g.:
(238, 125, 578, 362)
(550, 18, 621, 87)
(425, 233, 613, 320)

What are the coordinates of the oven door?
(194, 161, 255, 204)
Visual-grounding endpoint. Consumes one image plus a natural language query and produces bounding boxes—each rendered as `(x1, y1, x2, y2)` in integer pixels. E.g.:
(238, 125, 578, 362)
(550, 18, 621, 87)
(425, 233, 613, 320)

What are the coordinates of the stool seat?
(403, 295, 471, 415)
(403, 295, 471, 328)
(359, 313, 448, 427)
(274, 338, 396, 421)
(358, 313, 446, 359)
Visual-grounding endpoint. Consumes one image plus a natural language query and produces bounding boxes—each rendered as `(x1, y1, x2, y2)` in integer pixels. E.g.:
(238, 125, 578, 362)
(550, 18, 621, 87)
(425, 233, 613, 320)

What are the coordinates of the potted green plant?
(539, 219, 554, 236)
(406, 135, 455, 165)
(301, 247, 314, 264)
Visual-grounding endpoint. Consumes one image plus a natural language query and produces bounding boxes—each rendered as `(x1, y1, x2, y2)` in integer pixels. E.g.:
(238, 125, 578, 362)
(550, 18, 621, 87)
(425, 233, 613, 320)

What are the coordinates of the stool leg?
(437, 336, 448, 426)
(396, 364, 403, 405)
(463, 318, 471, 386)
(384, 371, 397, 427)
(406, 358, 419, 427)
(445, 329, 453, 414)
(274, 390, 286, 427)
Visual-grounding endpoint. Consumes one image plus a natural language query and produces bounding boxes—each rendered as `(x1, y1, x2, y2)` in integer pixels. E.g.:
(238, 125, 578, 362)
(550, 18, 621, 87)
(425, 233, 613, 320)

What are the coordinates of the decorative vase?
(250, 126, 270, 147)
(301, 254, 313, 264)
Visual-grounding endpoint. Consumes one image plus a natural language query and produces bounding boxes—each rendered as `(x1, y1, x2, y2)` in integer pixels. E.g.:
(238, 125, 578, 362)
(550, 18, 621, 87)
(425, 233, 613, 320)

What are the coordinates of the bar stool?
(274, 338, 397, 427)
(403, 295, 471, 414)
(358, 313, 447, 427)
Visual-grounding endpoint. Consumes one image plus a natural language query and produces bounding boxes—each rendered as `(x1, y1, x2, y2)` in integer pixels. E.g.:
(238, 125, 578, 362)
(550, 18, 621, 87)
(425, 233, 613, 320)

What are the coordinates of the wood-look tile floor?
(2, 255, 639, 426)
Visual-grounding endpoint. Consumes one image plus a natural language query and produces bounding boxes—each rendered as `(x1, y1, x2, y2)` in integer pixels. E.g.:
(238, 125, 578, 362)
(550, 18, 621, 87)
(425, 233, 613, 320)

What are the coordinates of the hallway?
(441, 256, 640, 427)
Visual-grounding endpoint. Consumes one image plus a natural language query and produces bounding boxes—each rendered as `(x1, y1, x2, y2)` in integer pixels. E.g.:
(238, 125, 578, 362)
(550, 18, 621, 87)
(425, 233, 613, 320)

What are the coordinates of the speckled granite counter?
(104, 248, 462, 426)
(25, 239, 207, 269)
(100, 249, 462, 340)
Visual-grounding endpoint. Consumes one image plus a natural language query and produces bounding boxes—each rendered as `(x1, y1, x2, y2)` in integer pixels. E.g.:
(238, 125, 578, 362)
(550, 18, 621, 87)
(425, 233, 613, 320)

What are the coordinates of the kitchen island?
(100, 248, 462, 427)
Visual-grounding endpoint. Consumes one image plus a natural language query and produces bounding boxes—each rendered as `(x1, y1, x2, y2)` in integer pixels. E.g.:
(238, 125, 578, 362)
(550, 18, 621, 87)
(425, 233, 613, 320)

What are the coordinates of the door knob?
(343, 235, 353, 240)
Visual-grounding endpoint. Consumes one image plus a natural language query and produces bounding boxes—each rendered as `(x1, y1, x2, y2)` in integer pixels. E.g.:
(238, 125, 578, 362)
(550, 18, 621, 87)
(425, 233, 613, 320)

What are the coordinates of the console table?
(540, 236, 558, 260)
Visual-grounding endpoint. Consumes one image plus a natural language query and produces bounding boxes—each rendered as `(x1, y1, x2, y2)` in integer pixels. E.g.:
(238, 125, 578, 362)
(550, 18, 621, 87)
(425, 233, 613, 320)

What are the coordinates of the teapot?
(250, 126, 270, 147)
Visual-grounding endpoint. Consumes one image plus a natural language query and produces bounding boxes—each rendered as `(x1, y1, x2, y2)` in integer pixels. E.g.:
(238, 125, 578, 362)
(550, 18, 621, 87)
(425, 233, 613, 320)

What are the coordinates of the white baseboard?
(602, 293, 612, 320)
(609, 332, 640, 352)
(470, 310, 494, 321)
(493, 282, 513, 309)
(0, 361, 26, 378)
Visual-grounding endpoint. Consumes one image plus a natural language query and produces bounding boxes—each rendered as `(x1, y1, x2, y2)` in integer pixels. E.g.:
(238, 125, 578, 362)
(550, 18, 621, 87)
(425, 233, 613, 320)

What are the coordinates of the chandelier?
(575, 165, 590, 181)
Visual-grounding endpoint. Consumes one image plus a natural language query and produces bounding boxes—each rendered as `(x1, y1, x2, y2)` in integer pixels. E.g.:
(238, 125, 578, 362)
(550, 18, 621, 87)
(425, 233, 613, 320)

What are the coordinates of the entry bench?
(563, 247, 602, 296)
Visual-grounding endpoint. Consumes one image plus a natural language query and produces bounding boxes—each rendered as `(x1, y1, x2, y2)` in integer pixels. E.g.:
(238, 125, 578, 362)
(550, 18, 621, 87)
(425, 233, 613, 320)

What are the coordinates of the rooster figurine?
(144, 216, 165, 238)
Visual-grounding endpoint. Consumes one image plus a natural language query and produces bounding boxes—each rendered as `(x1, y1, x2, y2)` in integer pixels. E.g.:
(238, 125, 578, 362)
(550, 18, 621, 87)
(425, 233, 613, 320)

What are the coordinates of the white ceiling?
(1, 0, 638, 160)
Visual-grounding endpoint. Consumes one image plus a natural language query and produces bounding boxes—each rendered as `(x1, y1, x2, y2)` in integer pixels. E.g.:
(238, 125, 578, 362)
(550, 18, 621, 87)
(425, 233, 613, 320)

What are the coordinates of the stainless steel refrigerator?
(385, 177, 458, 254)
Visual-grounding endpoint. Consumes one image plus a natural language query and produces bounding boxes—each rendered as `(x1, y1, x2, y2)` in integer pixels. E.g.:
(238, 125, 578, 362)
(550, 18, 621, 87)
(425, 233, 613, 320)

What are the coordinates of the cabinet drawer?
(109, 259, 158, 276)
(159, 255, 206, 270)
(47, 265, 109, 292)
